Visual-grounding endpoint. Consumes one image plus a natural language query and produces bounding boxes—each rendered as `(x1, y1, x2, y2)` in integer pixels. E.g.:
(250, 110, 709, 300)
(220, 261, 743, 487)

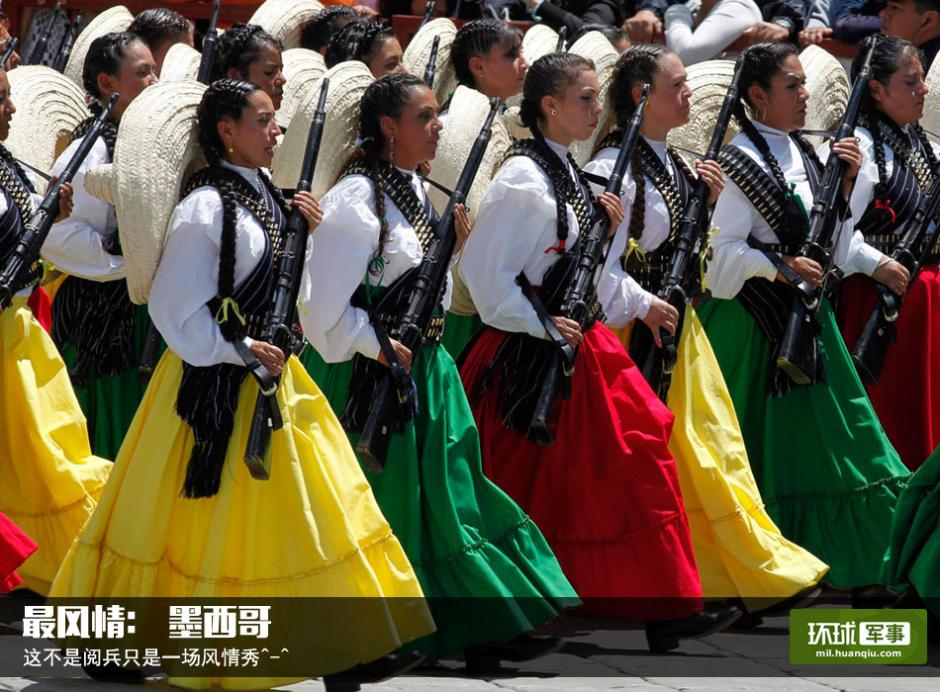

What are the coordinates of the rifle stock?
(356, 98, 501, 471)
(0, 93, 118, 309)
(197, 0, 222, 84)
(243, 78, 330, 479)
(423, 35, 440, 88)
(527, 85, 650, 446)
(53, 11, 83, 72)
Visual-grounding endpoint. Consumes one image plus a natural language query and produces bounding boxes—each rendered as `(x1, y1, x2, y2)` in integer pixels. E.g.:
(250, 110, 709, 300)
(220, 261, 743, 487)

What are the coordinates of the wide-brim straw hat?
(924, 55, 940, 134)
(249, 0, 325, 50)
(522, 24, 560, 67)
(800, 45, 849, 134)
(668, 58, 740, 158)
(64, 6, 134, 87)
(85, 80, 208, 304)
(277, 47, 327, 129)
(272, 60, 374, 198)
(401, 18, 458, 106)
(569, 31, 619, 166)
(429, 86, 511, 316)
(501, 105, 531, 140)
(159, 42, 202, 82)
(6, 66, 90, 175)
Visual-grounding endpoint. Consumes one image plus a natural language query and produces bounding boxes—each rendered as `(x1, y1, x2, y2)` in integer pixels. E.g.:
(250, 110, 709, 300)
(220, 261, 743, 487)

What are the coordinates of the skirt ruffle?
(315, 343, 578, 660)
(697, 296, 909, 589)
(0, 511, 36, 593)
(49, 352, 435, 688)
(0, 299, 111, 594)
(882, 444, 940, 615)
(460, 322, 703, 621)
(838, 269, 940, 470)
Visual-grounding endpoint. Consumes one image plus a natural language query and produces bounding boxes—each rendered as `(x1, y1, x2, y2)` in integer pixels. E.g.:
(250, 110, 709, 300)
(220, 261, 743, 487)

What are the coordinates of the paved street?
(1, 602, 938, 692)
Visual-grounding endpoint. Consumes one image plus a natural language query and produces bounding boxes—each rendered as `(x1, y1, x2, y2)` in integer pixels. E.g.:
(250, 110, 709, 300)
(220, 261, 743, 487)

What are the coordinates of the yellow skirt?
(0, 298, 111, 595)
(613, 306, 829, 607)
(49, 351, 435, 689)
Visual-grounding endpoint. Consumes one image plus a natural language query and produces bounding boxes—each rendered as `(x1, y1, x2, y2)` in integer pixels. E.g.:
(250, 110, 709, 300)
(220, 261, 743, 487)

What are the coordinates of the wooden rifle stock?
(0, 93, 118, 309)
(356, 98, 501, 471)
(527, 85, 650, 446)
(197, 0, 222, 84)
(851, 172, 940, 384)
(776, 36, 879, 385)
(242, 78, 330, 479)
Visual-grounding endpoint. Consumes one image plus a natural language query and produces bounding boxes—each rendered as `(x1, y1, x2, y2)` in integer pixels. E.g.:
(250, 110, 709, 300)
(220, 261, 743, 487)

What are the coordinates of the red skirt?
(27, 286, 52, 334)
(460, 323, 703, 621)
(0, 512, 36, 593)
(838, 269, 940, 471)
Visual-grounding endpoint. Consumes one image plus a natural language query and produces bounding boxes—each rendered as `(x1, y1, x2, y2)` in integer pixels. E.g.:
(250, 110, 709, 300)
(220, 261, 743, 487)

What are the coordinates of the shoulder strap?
(718, 144, 788, 239)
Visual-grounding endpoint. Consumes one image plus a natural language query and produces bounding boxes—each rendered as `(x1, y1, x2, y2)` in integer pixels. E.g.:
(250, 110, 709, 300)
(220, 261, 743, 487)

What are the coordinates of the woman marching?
(835, 35, 940, 471)
(212, 24, 286, 111)
(584, 44, 829, 615)
(458, 52, 741, 650)
(49, 78, 435, 689)
(301, 72, 578, 667)
(42, 31, 157, 459)
(0, 65, 111, 595)
(696, 41, 910, 591)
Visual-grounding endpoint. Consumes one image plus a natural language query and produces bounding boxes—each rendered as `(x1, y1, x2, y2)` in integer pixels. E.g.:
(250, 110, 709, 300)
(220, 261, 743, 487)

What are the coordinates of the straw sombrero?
(925, 57, 940, 134)
(249, 0, 325, 50)
(801, 45, 849, 135)
(277, 47, 327, 129)
(159, 42, 202, 82)
(569, 31, 619, 166)
(6, 66, 90, 174)
(85, 80, 208, 304)
(64, 6, 134, 87)
(667, 58, 739, 158)
(272, 60, 374, 198)
(522, 24, 560, 67)
(501, 105, 531, 140)
(429, 86, 512, 316)
(401, 18, 458, 106)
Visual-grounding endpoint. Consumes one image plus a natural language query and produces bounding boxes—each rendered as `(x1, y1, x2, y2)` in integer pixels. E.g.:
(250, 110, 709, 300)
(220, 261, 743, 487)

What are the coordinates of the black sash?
(175, 167, 286, 498)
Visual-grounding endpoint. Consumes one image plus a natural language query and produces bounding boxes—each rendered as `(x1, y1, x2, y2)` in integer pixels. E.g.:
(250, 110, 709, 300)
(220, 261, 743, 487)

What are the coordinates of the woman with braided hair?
(834, 35, 940, 471)
(696, 41, 910, 591)
(324, 19, 405, 77)
(584, 44, 828, 619)
(50, 79, 435, 688)
(212, 23, 286, 110)
(43, 32, 156, 460)
(439, 17, 527, 359)
(0, 65, 110, 596)
(128, 7, 194, 76)
(301, 72, 577, 668)
(458, 52, 741, 650)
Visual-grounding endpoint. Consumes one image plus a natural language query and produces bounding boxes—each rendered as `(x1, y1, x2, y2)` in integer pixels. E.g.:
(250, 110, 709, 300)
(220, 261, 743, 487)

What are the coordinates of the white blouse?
(823, 125, 940, 278)
(299, 166, 451, 364)
(0, 176, 44, 298)
(42, 136, 125, 281)
(149, 162, 271, 368)
(706, 123, 854, 299)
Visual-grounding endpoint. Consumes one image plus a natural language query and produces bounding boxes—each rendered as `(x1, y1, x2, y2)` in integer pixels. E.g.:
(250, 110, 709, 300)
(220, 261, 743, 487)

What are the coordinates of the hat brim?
(569, 31, 619, 166)
(402, 18, 458, 106)
(278, 47, 328, 128)
(668, 58, 740, 157)
(160, 42, 202, 82)
(64, 6, 134, 87)
(800, 45, 849, 133)
(249, 0, 325, 50)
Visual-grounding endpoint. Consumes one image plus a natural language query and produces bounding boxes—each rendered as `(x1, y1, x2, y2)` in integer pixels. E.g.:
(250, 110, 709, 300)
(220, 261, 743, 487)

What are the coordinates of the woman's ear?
(746, 83, 767, 111)
(96, 72, 117, 99)
(216, 117, 236, 151)
(378, 113, 396, 143)
(540, 93, 557, 119)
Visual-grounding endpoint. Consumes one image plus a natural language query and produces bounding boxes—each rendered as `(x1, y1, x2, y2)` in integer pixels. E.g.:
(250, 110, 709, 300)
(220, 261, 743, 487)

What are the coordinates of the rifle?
(197, 0, 222, 84)
(423, 35, 440, 88)
(28, 1, 61, 66)
(356, 97, 501, 471)
(851, 173, 940, 385)
(418, 0, 436, 29)
(0, 93, 118, 309)
(776, 36, 878, 384)
(555, 26, 567, 52)
(52, 11, 83, 73)
(242, 78, 331, 479)
(634, 53, 745, 401)
(1, 38, 17, 70)
(527, 84, 650, 446)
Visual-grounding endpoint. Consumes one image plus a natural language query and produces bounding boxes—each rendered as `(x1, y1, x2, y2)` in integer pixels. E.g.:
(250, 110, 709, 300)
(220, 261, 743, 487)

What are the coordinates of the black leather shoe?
(645, 605, 742, 653)
(81, 662, 145, 684)
(323, 650, 426, 691)
(760, 585, 822, 616)
(464, 633, 565, 674)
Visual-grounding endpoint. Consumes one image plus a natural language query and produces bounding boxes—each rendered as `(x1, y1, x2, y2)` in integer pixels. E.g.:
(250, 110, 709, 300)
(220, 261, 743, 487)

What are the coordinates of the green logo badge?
(790, 609, 928, 665)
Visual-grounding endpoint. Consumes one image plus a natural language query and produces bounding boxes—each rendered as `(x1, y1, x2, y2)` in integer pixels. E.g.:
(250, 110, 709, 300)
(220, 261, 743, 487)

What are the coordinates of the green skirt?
(696, 297, 909, 589)
(441, 312, 483, 362)
(62, 305, 162, 460)
(311, 342, 578, 660)
(882, 445, 940, 615)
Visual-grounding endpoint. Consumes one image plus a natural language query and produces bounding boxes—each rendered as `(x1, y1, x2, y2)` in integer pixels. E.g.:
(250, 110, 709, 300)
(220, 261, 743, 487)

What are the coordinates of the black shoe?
(645, 605, 742, 653)
(729, 611, 764, 630)
(81, 662, 145, 684)
(759, 586, 822, 616)
(850, 585, 903, 610)
(323, 650, 426, 691)
(464, 634, 565, 674)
